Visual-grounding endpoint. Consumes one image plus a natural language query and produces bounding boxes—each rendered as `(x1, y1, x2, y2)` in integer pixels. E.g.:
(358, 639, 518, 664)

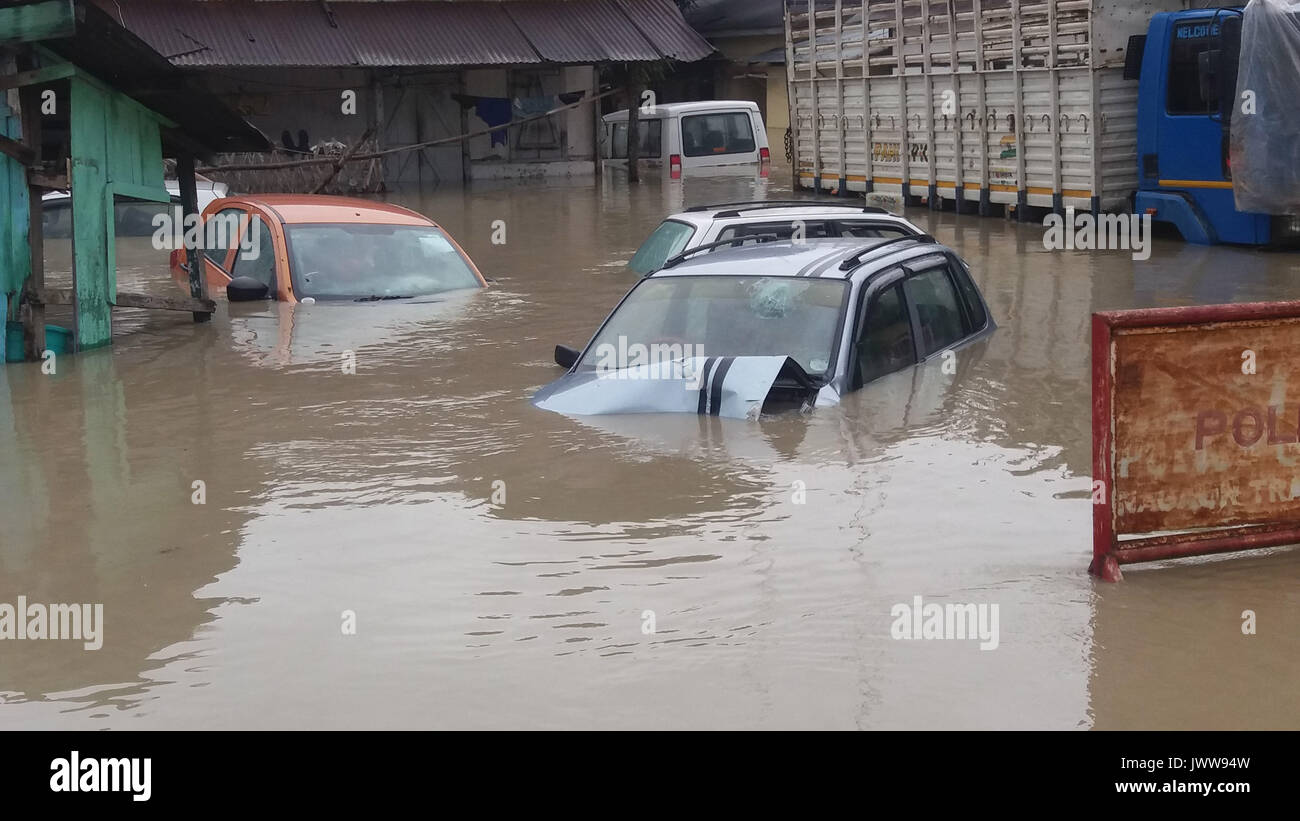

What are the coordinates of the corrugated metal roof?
(332, 3, 539, 66)
(615, 0, 716, 61)
(105, 0, 713, 68)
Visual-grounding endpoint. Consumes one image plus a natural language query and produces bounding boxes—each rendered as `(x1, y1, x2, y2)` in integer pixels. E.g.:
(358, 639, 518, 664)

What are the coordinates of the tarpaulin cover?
(1231, 0, 1300, 214)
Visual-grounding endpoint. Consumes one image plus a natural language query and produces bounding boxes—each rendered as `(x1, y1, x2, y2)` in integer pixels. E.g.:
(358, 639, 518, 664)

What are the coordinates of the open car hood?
(533, 355, 829, 420)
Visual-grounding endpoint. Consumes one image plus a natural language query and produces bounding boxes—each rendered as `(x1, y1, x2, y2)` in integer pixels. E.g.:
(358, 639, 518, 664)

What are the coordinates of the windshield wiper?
(353, 294, 412, 302)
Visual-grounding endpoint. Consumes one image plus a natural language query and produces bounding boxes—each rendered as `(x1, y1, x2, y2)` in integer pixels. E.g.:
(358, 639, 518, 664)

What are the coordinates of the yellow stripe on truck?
(1160, 179, 1234, 190)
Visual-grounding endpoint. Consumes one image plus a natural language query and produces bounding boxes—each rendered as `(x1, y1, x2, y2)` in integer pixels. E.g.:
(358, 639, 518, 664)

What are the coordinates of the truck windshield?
(285, 224, 481, 299)
(580, 275, 848, 376)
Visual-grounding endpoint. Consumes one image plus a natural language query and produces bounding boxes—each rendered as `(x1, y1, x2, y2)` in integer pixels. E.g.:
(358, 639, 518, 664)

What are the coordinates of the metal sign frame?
(1092, 301, 1300, 581)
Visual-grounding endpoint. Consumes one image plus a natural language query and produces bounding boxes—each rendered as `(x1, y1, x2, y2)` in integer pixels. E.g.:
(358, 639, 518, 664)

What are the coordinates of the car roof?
(207, 195, 434, 226)
(652, 237, 945, 280)
(604, 100, 760, 121)
(667, 203, 915, 229)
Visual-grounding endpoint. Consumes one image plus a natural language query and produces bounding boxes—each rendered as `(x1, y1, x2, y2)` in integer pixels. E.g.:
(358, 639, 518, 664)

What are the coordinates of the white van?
(601, 101, 770, 176)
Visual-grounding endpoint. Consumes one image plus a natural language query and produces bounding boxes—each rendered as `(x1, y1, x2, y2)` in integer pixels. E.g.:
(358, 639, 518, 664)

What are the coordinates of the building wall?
(703, 35, 788, 152)
(464, 65, 597, 179)
(201, 65, 598, 186)
(766, 64, 789, 159)
(204, 68, 375, 149)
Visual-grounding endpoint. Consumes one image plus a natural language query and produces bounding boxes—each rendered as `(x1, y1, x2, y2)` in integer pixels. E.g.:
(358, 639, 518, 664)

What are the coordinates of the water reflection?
(1, 164, 1297, 728)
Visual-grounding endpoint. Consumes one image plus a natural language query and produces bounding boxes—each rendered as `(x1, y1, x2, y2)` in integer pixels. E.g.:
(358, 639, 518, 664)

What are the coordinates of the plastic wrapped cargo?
(1231, 0, 1300, 215)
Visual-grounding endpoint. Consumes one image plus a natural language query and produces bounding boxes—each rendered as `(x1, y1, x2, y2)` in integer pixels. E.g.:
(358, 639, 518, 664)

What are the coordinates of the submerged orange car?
(169, 195, 485, 303)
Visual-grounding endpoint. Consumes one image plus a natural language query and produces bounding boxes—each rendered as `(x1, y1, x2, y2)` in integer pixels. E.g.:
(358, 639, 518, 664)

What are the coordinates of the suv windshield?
(581, 275, 848, 376)
(286, 224, 481, 299)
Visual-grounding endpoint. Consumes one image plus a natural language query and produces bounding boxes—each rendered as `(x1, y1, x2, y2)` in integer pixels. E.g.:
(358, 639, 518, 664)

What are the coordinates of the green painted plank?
(107, 94, 166, 194)
(0, 0, 75, 47)
(0, 99, 31, 297)
(0, 62, 75, 90)
(111, 182, 169, 204)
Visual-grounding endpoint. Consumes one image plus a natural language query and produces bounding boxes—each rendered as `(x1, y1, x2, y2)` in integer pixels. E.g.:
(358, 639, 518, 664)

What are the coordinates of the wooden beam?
(0, 132, 35, 165)
(39, 289, 215, 314)
(27, 170, 67, 189)
(36, 287, 73, 305)
(0, 0, 76, 47)
(0, 62, 74, 90)
(113, 292, 215, 313)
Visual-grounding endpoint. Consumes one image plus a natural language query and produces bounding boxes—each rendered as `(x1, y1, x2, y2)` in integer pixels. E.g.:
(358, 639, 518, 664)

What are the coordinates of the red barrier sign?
(1092, 301, 1300, 581)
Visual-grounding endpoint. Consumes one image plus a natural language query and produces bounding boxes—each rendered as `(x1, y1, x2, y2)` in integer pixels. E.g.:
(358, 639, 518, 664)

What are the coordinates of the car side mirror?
(554, 344, 580, 369)
(227, 276, 270, 302)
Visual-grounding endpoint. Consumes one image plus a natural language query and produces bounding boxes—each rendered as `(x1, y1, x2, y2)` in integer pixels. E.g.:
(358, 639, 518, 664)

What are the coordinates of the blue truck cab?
(1131, 6, 1288, 246)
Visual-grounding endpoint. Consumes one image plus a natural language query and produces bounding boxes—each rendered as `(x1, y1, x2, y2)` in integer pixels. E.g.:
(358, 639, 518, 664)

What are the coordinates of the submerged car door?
(849, 254, 991, 389)
(228, 211, 283, 299)
(197, 206, 246, 288)
(849, 269, 918, 390)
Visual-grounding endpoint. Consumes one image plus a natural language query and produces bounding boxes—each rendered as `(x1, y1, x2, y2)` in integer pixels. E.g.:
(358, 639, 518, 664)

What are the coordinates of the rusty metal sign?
(1092, 302, 1300, 581)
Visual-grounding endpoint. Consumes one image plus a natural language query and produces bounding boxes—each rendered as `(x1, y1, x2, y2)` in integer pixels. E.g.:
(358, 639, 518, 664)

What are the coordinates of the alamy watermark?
(890, 595, 999, 651)
(0, 596, 103, 650)
(50, 752, 150, 802)
(591, 336, 707, 389)
(150, 208, 260, 258)
(1043, 207, 1152, 261)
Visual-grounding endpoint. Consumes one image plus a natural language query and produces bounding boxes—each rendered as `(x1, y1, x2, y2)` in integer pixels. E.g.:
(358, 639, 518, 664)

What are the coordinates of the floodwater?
(3, 164, 1299, 730)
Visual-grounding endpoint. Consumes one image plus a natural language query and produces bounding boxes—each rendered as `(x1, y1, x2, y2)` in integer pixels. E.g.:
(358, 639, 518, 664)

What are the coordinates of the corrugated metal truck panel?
(786, 0, 1186, 211)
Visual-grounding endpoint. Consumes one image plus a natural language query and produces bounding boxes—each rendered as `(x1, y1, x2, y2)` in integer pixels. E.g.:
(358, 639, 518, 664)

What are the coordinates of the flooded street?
(3, 165, 1299, 730)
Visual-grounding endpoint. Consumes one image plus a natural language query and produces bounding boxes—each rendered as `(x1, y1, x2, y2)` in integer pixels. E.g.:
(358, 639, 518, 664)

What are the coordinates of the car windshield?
(285, 223, 481, 299)
(580, 275, 848, 376)
(628, 220, 696, 275)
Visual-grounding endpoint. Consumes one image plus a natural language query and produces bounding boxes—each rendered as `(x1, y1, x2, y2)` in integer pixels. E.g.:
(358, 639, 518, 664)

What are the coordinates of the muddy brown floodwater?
(2, 164, 1299, 730)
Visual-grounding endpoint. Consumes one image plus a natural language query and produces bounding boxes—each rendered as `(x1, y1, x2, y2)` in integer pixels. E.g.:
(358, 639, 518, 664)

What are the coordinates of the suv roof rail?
(684, 200, 889, 218)
(837, 234, 937, 272)
(660, 233, 784, 269)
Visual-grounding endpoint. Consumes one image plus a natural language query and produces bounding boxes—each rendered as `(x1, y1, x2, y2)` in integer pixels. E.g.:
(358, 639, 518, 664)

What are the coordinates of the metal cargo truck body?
(786, 1, 1187, 216)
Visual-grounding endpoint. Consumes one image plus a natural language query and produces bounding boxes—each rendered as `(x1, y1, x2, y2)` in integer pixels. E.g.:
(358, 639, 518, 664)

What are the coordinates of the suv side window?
(950, 259, 987, 330)
(230, 215, 276, 290)
(903, 265, 967, 357)
(203, 207, 245, 268)
(716, 221, 834, 243)
(836, 221, 913, 239)
(855, 283, 915, 387)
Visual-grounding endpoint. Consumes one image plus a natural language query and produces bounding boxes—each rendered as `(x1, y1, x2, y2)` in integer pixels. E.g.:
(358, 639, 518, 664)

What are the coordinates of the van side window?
(681, 112, 756, 157)
(611, 119, 663, 159)
(855, 284, 915, 387)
